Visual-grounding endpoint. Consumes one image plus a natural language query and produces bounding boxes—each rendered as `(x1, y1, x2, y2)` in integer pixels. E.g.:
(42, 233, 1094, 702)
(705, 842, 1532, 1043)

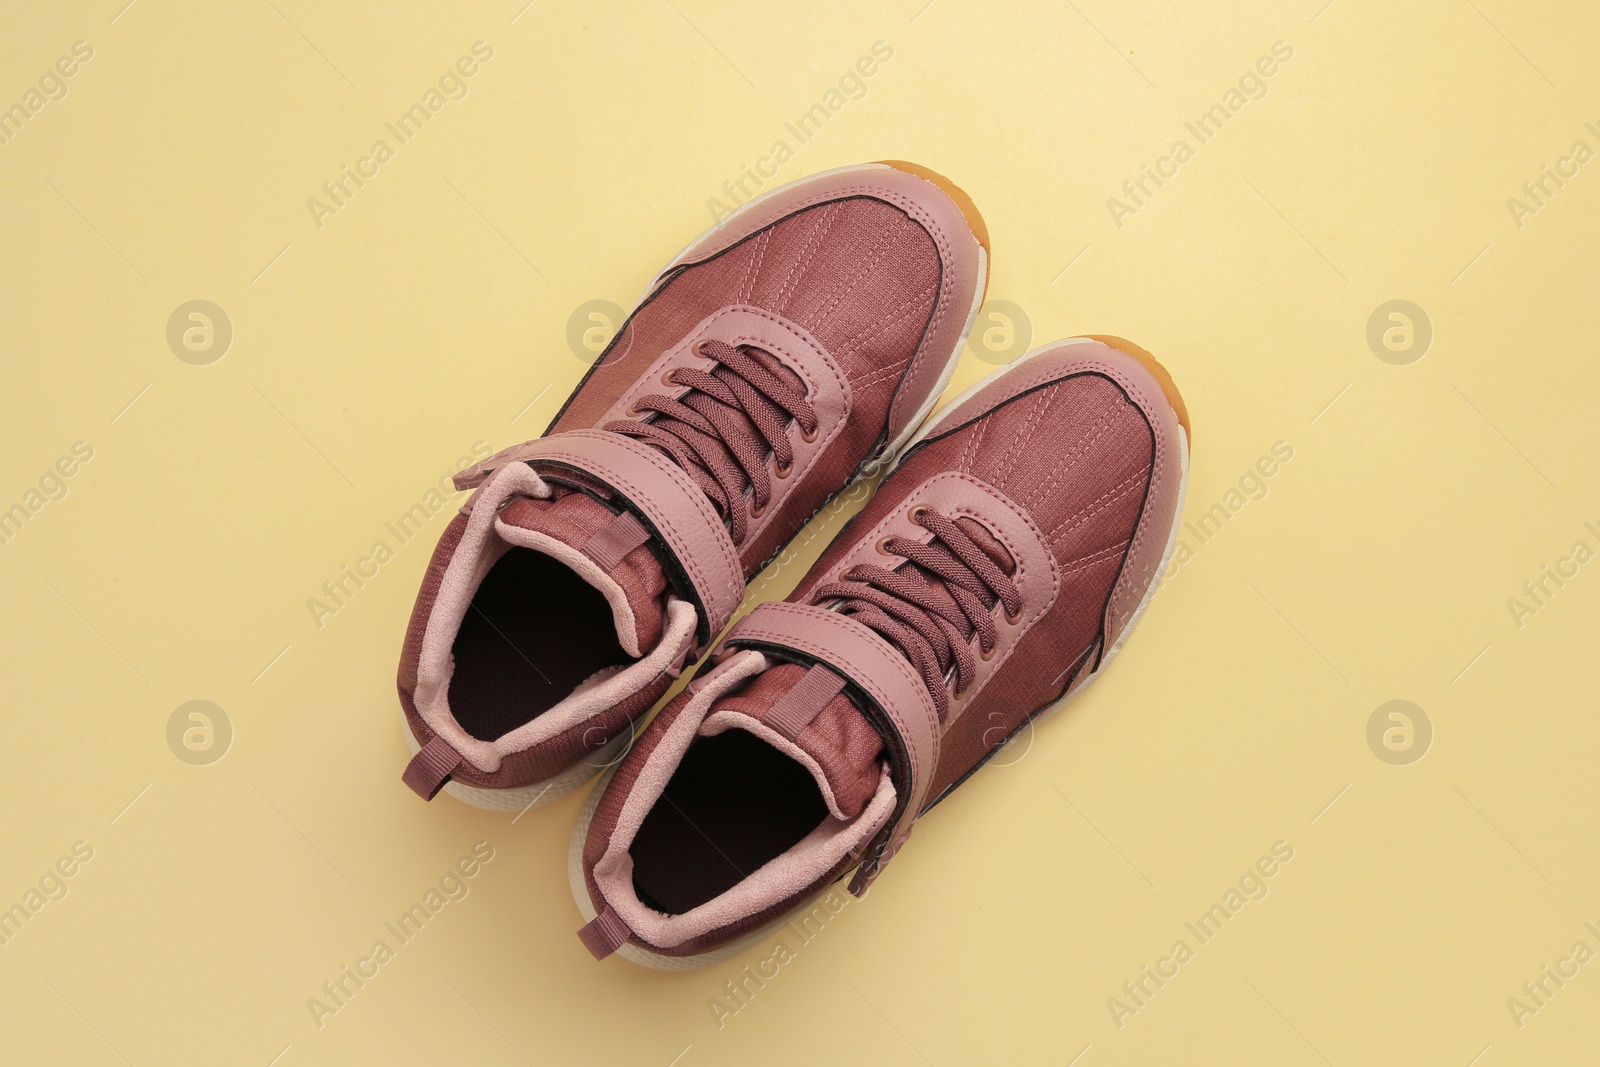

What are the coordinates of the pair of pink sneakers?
(398, 162, 1190, 966)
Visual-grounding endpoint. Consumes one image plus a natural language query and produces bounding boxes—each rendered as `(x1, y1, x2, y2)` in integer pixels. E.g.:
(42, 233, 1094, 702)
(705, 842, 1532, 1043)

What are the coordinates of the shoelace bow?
(810, 509, 1023, 721)
(603, 339, 818, 544)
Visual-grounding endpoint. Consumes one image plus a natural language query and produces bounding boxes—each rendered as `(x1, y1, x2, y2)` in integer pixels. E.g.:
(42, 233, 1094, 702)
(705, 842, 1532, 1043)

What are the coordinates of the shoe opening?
(448, 547, 632, 742)
(586, 652, 897, 951)
(629, 728, 829, 914)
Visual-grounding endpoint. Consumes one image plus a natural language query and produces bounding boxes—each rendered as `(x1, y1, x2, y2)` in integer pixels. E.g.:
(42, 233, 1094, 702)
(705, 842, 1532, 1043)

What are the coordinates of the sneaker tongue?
(496, 490, 668, 656)
(702, 663, 885, 819)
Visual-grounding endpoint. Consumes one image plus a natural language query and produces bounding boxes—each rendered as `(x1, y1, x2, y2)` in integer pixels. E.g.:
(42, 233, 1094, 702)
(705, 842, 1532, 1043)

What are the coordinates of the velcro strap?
(455, 430, 743, 647)
(721, 601, 939, 894)
(401, 736, 462, 800)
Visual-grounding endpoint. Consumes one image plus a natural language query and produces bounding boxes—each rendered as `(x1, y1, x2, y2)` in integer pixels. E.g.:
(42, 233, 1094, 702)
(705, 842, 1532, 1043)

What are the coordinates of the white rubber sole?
(403, 719, 633, 812)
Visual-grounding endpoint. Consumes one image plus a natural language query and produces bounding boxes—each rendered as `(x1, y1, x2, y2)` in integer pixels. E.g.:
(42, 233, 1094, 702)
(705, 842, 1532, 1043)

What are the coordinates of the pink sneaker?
(399, 163, 988, 807)
(571, 336, 1189, 965)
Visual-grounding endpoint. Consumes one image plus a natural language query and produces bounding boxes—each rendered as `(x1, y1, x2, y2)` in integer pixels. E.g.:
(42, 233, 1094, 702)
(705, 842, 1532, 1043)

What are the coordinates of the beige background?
(2, 0, 1597, 1063)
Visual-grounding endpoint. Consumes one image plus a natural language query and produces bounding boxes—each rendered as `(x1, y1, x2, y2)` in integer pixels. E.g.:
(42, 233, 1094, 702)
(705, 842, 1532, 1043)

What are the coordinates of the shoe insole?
(630, 729, 829, 915)
(449, 547, 631, 742)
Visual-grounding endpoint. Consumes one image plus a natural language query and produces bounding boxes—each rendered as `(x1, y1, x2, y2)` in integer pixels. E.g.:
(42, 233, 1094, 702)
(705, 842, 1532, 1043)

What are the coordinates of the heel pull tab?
(580, 511, 652, 572)
(402, 736, 462, 800)
(762, 664, 846, 741)
(577, 905, 632, 960)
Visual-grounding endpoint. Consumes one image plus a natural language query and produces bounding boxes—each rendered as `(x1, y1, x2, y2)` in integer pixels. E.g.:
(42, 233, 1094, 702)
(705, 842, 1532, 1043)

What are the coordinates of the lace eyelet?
(660, 370, 677, 388)
(623, 404, 643, 419)
(774, 460, 793, 479)
(1005, 605, 1023, 624)
(979, 643, 997, 662)
(749, 497, 767, 518)
(799, 423, 819, 443)
(908, 505, 928, 525)
(876, 536, 896, 555)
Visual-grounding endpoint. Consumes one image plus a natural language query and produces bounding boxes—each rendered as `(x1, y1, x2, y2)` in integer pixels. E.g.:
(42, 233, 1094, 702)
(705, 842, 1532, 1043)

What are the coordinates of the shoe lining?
(629, 729, 828, 915)
(448, 547, 632, 742)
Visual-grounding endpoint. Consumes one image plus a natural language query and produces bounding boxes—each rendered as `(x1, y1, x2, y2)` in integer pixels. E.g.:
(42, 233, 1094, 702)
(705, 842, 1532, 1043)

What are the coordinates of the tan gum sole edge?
(1082, 333, 1191, 444)
(640, 160, 987, 471)
(891, 334, 1189, 473)
(874, 159, 992, 258)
